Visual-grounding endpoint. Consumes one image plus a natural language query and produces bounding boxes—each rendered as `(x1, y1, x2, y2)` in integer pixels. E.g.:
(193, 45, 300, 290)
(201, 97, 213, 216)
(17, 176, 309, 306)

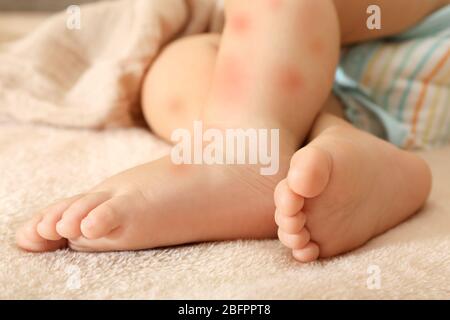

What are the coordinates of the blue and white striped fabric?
(334, 5, 450, 150)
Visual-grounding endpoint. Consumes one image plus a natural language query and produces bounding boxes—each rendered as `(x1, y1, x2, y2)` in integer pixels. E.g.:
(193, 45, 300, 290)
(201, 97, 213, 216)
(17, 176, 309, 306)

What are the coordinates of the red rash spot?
(215, 55, 246, 102)
(310, 39, 325, 55)
(268, 0, 283, 10)
(168, 97, 183, 113)
(229, 13, 251, 35)
(276, 65, 304, 95)
(171, 164, 191, 176)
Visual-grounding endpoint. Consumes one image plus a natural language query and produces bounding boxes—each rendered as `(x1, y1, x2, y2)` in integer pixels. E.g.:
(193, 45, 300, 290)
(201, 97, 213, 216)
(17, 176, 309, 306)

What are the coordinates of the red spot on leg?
(214, 55, 247, 102)
(275, 65, 304, 95)
(168, 97, 183, 113)
(309, 39, 325, 55)
(229, 13, 251, 35)
(268, 0, 283, 10)
(170, 163, 192, 176)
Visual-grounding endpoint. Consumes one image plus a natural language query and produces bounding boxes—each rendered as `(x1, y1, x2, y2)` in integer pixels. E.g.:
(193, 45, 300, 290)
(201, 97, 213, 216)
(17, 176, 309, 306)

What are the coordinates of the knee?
(141, 34, 220, 141)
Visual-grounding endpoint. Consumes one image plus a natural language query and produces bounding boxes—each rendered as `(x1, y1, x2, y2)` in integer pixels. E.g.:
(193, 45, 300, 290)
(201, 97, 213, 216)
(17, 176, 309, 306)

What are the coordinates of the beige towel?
(0, 0, 219, 128)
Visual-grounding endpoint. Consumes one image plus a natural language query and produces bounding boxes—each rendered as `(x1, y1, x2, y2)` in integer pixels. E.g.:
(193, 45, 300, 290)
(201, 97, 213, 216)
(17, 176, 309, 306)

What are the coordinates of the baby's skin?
(17, 0, 444, 261)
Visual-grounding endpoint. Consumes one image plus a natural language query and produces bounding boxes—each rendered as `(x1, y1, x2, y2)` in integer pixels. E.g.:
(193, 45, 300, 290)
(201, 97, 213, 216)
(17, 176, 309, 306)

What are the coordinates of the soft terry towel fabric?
(0, 1, 450, 299)
(0, 0, 218, 128)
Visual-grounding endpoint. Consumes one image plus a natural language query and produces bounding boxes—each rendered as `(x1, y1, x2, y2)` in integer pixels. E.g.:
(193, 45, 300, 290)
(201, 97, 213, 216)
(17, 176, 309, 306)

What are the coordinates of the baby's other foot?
(17, 153, 287, 252)
(274, 124, 432, 262)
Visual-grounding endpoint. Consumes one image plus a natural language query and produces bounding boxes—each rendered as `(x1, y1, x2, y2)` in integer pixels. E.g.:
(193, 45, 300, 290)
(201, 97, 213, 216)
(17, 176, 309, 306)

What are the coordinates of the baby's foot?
(16, 154, 287, 252)
(274, 124, 432, 262)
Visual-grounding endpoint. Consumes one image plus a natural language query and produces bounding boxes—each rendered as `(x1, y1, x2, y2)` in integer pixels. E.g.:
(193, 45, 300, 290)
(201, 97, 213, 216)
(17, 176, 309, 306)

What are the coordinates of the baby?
(16, 0, 449, 262)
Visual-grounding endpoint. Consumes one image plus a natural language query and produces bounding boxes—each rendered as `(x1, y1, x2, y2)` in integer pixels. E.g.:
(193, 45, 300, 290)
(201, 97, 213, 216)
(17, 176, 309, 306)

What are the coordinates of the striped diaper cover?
(334, 5, 450, 150)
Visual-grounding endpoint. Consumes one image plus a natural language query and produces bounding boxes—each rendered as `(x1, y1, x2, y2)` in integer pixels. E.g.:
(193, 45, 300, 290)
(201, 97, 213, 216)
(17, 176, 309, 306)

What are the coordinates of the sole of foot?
(274, 125, 432, 262)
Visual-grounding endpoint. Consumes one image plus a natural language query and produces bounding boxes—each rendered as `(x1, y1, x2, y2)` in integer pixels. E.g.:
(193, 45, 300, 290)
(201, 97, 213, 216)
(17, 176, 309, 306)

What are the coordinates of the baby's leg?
(145, 0, 448, 144)
(146, 0, 340, 151)
(207, 0, 340, 143)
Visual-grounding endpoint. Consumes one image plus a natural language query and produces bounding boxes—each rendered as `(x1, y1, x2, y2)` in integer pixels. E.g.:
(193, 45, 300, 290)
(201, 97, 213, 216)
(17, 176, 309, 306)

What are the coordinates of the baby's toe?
(37, 211, 64, 241)
(81, 198, 123, 239)
(275, 209, 306, 234)
(288, 146, 332, 198)
(277, 228, 310, 249)
(35, 195, 83, 240)
(16, 215, 67, 252)
(16, 214, 44, 243)
(56, 192, 111, 239)
(292, 242, 320, 262)
(274, 179, 304, 216)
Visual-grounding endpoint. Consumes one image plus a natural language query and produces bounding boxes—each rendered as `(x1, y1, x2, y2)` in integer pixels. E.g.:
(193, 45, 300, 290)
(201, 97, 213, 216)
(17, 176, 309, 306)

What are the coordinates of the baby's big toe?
(288, 146, 332, 198)
(80, 197, 123, 239)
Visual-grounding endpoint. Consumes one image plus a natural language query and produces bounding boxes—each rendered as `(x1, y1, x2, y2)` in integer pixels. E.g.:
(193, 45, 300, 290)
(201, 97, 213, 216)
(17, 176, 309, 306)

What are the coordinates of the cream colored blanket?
(1, 0, 449, 299)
